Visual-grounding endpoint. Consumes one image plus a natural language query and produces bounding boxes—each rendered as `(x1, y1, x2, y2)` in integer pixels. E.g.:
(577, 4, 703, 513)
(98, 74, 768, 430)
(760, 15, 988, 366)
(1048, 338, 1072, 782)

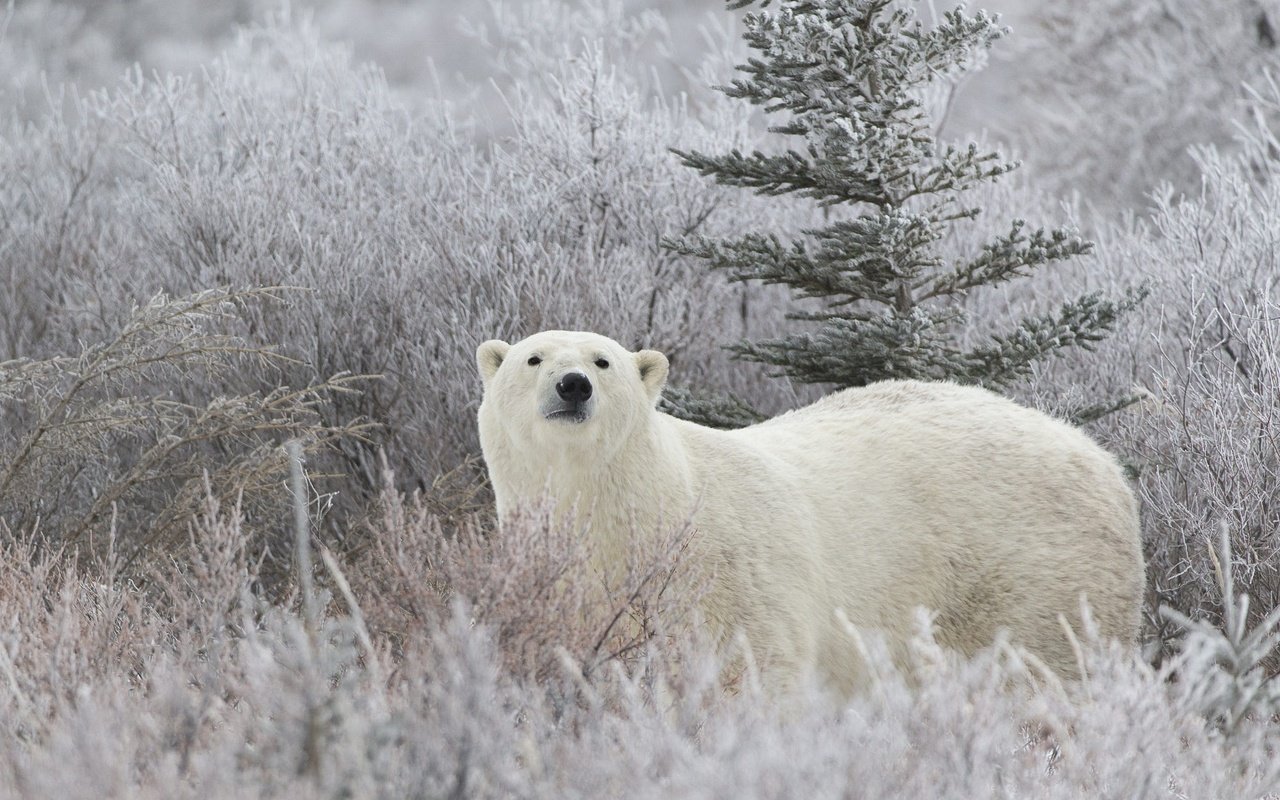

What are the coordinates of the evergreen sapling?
(663, 0, 1142, 426)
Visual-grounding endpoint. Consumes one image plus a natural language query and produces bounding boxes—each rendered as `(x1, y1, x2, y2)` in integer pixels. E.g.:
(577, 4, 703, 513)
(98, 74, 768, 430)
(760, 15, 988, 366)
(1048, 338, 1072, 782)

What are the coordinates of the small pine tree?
(663, 0, 1141, 426)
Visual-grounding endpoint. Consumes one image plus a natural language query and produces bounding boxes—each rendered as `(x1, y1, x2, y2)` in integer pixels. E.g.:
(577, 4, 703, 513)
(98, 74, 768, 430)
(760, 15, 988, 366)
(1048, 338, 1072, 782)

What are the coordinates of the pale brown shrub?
(354, 474, 706, 689)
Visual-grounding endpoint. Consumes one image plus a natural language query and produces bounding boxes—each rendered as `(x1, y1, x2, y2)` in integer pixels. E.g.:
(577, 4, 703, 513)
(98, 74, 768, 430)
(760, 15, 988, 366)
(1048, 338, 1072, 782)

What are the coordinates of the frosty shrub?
(1117, 289, 1280, 662)
(1162, 526, 1280, 737)
(0, 8, 809, 514)
(1013, 0, 1280, 212)
(0, 287, 365, 581)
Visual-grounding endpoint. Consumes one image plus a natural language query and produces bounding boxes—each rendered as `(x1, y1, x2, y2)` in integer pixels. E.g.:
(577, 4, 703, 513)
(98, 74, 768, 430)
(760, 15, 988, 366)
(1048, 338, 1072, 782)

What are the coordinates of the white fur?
(476, 330, 1144, 693)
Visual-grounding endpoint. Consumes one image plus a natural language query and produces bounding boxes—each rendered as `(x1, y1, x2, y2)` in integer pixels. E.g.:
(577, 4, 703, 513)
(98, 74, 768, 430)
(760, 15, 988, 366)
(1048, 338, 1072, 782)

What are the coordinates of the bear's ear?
(476, 339, 511, 384)
(635, 349, 669, 404)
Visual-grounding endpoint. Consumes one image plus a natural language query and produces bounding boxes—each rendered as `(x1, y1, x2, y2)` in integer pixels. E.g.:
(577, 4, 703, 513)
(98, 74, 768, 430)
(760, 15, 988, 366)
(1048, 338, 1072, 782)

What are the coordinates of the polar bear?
(475, 330, 1144, 693)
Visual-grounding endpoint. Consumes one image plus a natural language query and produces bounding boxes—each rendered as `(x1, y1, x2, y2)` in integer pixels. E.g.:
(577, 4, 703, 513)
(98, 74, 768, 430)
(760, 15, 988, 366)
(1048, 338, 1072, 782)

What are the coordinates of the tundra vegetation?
(1, 0, 1279, 796)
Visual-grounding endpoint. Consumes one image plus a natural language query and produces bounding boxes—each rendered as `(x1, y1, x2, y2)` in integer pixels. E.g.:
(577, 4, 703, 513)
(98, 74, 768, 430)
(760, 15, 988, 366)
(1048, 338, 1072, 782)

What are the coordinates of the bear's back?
(701, 379, 1142, 685)
(743, 380, 1108, 475)
(753, 379, 1025, 427)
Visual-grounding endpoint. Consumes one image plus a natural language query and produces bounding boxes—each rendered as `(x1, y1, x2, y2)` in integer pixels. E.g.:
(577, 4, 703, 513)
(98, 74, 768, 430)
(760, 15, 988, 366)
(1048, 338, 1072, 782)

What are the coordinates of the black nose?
(556, 372, 593, 403)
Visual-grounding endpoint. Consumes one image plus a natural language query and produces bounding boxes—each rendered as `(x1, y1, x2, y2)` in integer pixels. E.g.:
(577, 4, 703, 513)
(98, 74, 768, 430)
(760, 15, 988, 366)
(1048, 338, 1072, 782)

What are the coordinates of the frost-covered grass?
(0, 495, 1278, 798)
(3, 0, 1280, 795)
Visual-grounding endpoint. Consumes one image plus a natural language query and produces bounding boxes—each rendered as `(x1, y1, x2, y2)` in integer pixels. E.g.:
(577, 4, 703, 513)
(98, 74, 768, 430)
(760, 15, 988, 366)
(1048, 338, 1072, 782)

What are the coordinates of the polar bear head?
(475, 331, 669, 459)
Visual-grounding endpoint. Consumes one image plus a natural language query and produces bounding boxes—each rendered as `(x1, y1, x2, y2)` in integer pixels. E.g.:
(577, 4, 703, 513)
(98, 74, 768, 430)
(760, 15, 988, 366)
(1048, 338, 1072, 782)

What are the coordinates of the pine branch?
(968, 288, 1147, 388)
(730, 308, 971, 386)
(1065, 391, 1147, 426)
(924, 222, 1094, 300)
(906, 144, 1016, 201)
(658, 385, 766, 430)
(666, 208, 939, 306)
(671, 147, 893, 206)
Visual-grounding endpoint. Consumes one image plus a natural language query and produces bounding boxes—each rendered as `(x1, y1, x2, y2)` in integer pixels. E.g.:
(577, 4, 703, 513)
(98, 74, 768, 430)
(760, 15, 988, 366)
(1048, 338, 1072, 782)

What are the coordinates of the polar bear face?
(476, 331, 669, 458)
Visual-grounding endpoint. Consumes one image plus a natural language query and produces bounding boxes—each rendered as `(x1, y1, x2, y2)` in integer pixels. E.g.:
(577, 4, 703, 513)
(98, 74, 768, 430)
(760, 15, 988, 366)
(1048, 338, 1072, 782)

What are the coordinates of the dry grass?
(0, 286, 371, 587)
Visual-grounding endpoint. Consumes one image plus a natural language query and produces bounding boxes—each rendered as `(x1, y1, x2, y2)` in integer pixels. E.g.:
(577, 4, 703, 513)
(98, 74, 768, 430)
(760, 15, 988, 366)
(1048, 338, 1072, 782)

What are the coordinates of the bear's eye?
(594, 358, 610, 369)
(527, 356, 542, 366)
